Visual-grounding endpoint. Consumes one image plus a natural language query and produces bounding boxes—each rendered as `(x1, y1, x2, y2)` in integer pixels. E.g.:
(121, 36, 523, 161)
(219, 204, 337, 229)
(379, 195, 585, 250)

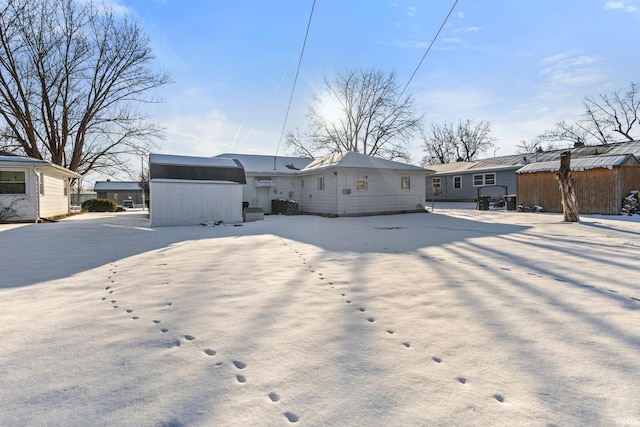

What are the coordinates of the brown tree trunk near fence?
(556, 151, 580, 222)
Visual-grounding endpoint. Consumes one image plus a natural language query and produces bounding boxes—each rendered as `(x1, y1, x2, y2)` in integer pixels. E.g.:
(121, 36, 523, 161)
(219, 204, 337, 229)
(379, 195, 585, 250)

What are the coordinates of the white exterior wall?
(150, 179, 242, 226)
(299, 169, 426, 216)
(37, 168, 70, 218)
(242, 175, 301, 213)
(0, 165, 38, 221)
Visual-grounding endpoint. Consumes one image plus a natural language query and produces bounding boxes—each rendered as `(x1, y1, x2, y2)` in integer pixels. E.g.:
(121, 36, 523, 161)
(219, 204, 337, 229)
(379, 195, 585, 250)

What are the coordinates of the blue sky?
(112, 0, 640, 164)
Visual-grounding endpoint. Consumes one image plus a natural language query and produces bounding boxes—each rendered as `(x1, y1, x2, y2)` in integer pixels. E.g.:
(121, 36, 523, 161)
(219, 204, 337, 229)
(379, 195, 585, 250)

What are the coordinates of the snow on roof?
(516, 154, 635, 174)
(214, 153, 313, 174)
(93, 181, 142, 191)
(149, 153, 240, 168)
(0, 154, 80, 177)
(302, 152, 429, 172)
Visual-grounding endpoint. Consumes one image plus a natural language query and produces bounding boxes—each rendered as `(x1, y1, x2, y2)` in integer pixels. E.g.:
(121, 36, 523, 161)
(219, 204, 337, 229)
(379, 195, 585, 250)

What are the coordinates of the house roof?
(302, 151, 430, 172)
(93, 181, 142, 191)
(214, 153, 313, 174)
(516, 154, 637, 174)
(0, 154, 81, 178)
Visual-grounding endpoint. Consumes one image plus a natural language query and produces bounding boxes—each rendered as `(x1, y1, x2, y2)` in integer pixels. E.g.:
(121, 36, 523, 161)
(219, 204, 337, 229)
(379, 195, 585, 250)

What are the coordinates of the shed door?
(256, 187, 271, 213)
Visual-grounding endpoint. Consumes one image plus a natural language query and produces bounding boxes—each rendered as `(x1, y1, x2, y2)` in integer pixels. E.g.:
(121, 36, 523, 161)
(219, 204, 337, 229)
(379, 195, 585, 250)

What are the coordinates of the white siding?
(299, 169, 426, 216)
(38, 169, 70, 218)
(150, 179, 242, 226)
(242, 174, 301, 213)
(0, 166, 38, 221)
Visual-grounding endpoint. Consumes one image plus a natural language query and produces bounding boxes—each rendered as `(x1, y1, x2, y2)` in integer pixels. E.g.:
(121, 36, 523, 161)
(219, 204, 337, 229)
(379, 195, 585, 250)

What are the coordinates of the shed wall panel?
(150, 180, 242, 226)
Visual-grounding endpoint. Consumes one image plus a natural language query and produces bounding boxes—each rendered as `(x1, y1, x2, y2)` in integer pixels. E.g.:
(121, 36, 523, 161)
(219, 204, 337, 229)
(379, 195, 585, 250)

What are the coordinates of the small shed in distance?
(149, 154, 246, 226)
(516, 154, 640, 215)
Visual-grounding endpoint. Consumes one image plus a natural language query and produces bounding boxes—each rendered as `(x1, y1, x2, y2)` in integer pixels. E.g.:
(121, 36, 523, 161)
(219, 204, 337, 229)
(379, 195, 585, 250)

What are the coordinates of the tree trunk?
(556, 151, 580, 222)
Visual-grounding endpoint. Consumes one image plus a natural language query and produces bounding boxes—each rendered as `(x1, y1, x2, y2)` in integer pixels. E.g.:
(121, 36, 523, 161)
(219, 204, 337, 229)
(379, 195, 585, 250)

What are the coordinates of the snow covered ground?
(1, 206, 639, 426)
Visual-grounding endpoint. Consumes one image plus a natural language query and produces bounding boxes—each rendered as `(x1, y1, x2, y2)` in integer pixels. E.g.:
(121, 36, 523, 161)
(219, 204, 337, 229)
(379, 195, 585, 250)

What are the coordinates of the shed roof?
(516, 154, 637, 174)
(149, 153, 246, 184)
(150, 153, 238, 168)
(302, 151, 430, 172)
(93, 181, 142, 191)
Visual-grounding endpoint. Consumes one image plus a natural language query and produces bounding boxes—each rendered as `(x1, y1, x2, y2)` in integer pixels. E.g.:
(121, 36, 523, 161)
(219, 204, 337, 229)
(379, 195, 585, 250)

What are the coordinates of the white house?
(0, 152, 81, 222)
(214, 153, 312, 213)
(217, 152, 432, 217)
(149, 153, 246, 227)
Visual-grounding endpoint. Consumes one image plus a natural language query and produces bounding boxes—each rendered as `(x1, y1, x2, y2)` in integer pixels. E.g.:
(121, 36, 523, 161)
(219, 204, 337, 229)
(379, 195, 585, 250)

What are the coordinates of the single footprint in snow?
(204, 349, 216, 356)
(184, 335, 195, 341)
(403, 342, 411, 348)
(131, 316, 139, 320)
(284, 412, 299, 423)
(367, 318, 375, 323)
(152, 320, 161, 324)
(233, 360, 246, 369)
(126, 309, 133, 313)
(458, 377, 467, 384)
(387, 330, 394, 335)
(494, 394, 505, 403)
(236, 375, 246, 383)
(268, 392, 280, 402)
(160, 328, 169, 333)
(432, 357, 442, 363)
(358, 307, 365, 312)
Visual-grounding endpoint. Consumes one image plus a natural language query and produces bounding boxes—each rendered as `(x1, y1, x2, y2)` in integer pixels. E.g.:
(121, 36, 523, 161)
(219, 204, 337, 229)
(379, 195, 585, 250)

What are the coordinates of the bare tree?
(0, 0, 171, 176)
(556, 151, 580, 222)
(538, 81, 640, 147)
(421, 119, 496, 165)
(515, 139, 544, 154)
(286, 68, 423, 161)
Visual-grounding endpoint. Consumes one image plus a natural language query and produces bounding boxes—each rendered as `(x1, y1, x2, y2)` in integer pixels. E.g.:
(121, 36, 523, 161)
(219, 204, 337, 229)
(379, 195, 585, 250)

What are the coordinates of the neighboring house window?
(401, 176, 410, 190)
(317, 176, 324, 191)
(301, 179, 304, 188)
(473, 173, 496, 186)
(453, 176, 462, 189)
(39, 172, 45, 195)
(64, 179, 69, 197)
(113, 192, 118, 200)
(356, 175, 368, 190)
(432, 177, 441, 189)
(0, 171, 26, 194)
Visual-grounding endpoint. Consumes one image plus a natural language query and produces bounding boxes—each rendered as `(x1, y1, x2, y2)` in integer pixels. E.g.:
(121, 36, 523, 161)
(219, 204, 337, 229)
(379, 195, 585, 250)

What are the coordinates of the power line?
(398, 0, 459, 101)
(274, 0, 316, 163)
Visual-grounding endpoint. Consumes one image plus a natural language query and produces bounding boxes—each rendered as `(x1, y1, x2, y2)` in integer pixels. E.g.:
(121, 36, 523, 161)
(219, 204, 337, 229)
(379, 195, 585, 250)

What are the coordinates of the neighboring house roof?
(0, 154, 81, 178)
(214, 153, 313, 174)
(516, 154, 638, 174)
(93, 181, 141, 191)
(302, 151, 431, 172)
(149, 153, 246, 184)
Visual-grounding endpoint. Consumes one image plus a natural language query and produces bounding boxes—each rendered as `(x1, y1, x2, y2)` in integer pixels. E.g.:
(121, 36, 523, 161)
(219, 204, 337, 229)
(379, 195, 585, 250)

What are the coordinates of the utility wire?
(398, 0, 459, 101)
(274, 0, 316, 165)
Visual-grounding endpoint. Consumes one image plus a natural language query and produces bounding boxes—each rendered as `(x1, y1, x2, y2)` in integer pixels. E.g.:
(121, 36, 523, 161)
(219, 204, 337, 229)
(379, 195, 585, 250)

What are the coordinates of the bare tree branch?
(0, 0, 171, 176)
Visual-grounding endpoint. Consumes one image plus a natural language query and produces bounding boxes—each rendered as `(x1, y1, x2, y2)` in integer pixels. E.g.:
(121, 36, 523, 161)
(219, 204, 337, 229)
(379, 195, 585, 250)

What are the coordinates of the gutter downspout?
(32, 165, 40, 221)
(334, 168, 338, 217)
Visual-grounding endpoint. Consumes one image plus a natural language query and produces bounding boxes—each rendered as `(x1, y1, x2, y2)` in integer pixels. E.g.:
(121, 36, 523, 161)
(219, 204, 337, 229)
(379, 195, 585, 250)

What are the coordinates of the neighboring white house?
(149, 153, 246, 227)
(0, 152, 81, 222)
(217, 151, 432, 217)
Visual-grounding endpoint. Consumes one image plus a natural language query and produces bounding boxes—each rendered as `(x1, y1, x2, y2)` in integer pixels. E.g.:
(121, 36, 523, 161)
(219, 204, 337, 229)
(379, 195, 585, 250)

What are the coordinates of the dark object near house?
(503, 194, 517, 211)
(271, 199, 298, 215)
(477, 196, 491, 210)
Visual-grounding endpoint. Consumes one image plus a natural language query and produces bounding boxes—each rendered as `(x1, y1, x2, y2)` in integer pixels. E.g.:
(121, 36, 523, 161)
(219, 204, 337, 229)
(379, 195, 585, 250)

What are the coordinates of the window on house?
(317, 176, 324, 191)
(39, 172, 45, 195)
(431, 177, 441, 189)
(301, 179, 304, 188)
(356, 175, 368, 190)
(64, 179, 69, 197)
(401, 176, 410, 190)
(453, 176, 462, 189)
(473, 173, 496, 186)
(0, 171, 26, 194)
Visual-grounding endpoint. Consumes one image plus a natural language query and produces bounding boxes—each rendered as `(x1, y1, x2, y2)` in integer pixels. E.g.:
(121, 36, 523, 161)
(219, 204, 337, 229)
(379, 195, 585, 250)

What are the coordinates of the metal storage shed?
(149, 154, 246, 226)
